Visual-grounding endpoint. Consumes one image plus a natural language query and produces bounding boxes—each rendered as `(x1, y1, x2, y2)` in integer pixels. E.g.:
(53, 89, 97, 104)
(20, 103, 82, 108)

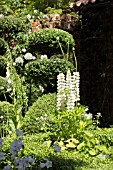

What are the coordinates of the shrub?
(24, 58, 76, 94)
(17, 28, 75, 57)
(0, 16, 31, 45)
(22, 93, 57, 135)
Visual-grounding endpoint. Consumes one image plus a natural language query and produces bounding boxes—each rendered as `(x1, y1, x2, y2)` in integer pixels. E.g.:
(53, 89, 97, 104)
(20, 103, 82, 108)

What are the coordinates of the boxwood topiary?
(24, 58, 76, 94)
(17, 28, 75, 57)
(22, 93, 57, 135)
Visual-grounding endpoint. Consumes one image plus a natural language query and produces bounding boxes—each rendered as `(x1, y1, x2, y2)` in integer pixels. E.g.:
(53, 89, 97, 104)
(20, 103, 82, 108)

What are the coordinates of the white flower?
(57, 73, 66, 110)
(24, 53, 36, 60)
(39, 85, 44, 92)
(15, 57, 24, 64)
(0, 14, 4, 19)
(0, 116, 3, 119)
(83, 113, 92, 119)
(22, 48, 26, 53)
(7, 78, 11, 84)
(13, 62, 16, 66)
(6, 88, 12, 92)
(97, 112, 101, 117)
(69, 3, 74, 8)
(56, 37, 59, 41)
(34, 10, 37, 13)
(27, 14, 31, 20)
(41, 55, 48, 59)
(85, 107, 88, 112)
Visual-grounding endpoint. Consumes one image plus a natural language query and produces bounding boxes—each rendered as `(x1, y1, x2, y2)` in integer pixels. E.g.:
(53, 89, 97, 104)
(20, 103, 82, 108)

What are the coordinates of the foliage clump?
(20, 28, 75, 57)
(24, 58, 76, 93)
(22, 93, 57, 134)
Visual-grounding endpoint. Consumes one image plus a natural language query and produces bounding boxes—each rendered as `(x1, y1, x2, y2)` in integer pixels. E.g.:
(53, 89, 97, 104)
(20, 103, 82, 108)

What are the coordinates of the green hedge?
(22, 93, 57, 134)
(17, 28, 75, 57)
(24, 58, 76, 93)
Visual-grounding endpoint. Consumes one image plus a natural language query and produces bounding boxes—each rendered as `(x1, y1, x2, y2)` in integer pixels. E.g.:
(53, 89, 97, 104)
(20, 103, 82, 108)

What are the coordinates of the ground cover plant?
(0, 2, 113, 169)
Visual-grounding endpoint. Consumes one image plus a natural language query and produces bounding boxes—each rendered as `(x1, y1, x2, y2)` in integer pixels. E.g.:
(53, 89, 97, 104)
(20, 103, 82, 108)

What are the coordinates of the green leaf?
(66, 142, 76, 148)
(77, 142, 85, 150)
(89, 149, 97, 156)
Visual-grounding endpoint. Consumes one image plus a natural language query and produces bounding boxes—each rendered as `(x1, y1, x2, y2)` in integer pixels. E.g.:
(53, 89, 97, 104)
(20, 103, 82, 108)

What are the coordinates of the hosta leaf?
(84, 131, 93, 138)
(66, 142, 76, 148)
(65, 138, 79, 144)
(89, 149, 97, 156)
(77, 142, 85, 150)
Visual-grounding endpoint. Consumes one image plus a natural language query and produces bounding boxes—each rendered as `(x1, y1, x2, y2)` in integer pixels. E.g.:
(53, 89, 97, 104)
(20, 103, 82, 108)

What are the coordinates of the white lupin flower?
(41, 54, 48, 59)
(57, 70, 80, 111)
(24, 53, 36, 60)
(15, 57, 24, 64)
(66, 70, 75, 111)
(57, 73, 66, 110)
(73, 72, 80, 102)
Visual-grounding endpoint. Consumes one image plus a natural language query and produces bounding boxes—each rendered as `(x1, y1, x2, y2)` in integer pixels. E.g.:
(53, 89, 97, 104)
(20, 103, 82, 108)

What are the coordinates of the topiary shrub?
(22, 93, 57, 135)
(24, 58, 76, 94)
(17, 28, 75, 57)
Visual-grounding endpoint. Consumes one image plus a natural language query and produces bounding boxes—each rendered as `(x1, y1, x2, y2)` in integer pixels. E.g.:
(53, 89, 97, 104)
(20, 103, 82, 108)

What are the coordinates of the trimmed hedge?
(22, 93, 57, 134)
(24, 58, 76, 93)
(17, 28, 75, 57)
